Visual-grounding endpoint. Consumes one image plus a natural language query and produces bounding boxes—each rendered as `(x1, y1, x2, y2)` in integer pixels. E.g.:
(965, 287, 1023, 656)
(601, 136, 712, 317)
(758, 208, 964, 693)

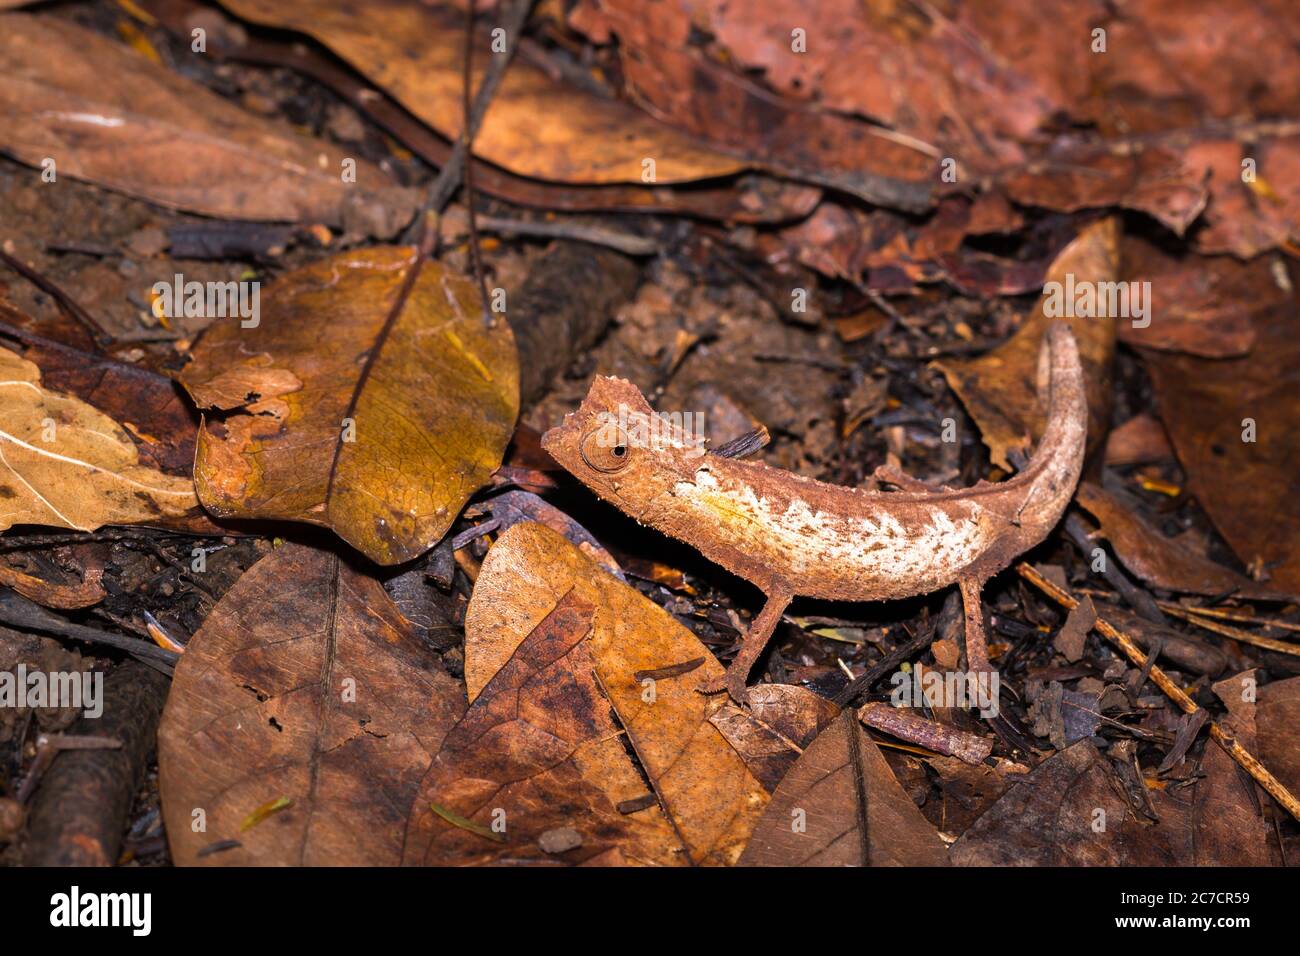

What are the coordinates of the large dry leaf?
(1258, 676, 1300, 801)
(571, 0, 1057, 172)
(0, 345, 198, 532)
(950, 734, 1276, 866)
(0, 14, 416, 237)
(179, 247, 519, 565)
(1140, 291, 1300, 592)
(159, 543, 465, 866)
(404, 589, 684, 866)
(1077, 483, 1290, 600)
(937, 217, 1119, 470)
(464, 521, 767, 865)
(738, 711, 950, 866)
(218, 0, 744, 186)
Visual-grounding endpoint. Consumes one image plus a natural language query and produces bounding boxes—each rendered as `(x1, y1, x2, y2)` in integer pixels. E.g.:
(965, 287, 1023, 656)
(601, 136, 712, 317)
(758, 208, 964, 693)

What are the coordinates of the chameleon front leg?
(698, 589, 793, 704)
(958, 576, 993, 674)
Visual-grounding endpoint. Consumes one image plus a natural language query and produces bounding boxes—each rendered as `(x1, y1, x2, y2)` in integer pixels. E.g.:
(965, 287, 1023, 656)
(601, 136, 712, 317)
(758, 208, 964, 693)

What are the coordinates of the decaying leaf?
(738, 711, 951, 866)
(708, 684, 840, 791)
(950, 732, 1278, 866)
(0, 14, 416, 237)
(1077, 483, 1291, 600)
(404, 589, 683, 866)
(463, 521, 768, 865)
(937, 218, 1118, 470)
(179, 247, 519, 566)
(158, 542, 465, 866)
(219, 0, 744, 187)
(0, 345, 198, 533)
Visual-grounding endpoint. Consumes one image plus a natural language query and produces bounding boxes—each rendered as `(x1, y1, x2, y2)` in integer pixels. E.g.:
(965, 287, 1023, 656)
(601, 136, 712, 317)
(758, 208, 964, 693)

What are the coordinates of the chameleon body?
(542, 323, 1087, 702)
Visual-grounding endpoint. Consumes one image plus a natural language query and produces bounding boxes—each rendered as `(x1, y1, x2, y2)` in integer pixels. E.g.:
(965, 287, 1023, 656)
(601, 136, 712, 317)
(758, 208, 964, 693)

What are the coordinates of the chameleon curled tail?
(542, 322, 1088, 703)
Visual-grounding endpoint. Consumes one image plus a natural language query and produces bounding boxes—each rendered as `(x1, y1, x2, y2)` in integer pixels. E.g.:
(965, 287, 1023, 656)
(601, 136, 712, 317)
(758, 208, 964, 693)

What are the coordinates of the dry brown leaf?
(0, 317, 199, 477)
(738, 711, 951, 866)
(403, 589, 684, 866)
(464, 520, 768, 865)
(0, 14, 416, 237)
(1000, 147, 1207, 238)
(1258, 676, 1300, 801)
(158, 542, 465, 866)
(179, 247, 519, 566)
(219, 0, 744, 186)
(1077, 483, 1290, 600)
(937, 217, 1119, 470)
(708, 684, 840, 792)
(0, 345, 198, 533)
(950, 731, 1277, 866)
(1117, 237, 1283, 358)
(1140, 293, 1300, 592)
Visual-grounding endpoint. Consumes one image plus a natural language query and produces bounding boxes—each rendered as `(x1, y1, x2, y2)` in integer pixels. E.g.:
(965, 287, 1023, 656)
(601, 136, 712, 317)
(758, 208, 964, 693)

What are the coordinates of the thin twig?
(0, 590, 177, 673)
(1158, 603, 1300, 657)
(475, 215, 658, 255)
(1163, 602, 1300, 635)
(412, 0, 535, 256)
(462, 0, 491, 325)
(1017, 562, 1300, 823)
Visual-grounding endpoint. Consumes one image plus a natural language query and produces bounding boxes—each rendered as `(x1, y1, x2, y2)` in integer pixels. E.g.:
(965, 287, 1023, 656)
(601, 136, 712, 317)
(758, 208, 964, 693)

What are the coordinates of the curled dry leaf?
(738, 711, 951, 867)
(0, 345, 198, 533)
(0, 562, 104, 610)
(463, 521, 768, 865)
(1077, 483, 1291, 600)
(219, 0, 744, 186)
(999, 146, 1207, 238)
(158, 543, 465, 866)
(179, 247, 519, 566)
(937, 217, 1119, 471)
(404, 589, 684, 866)
(0, 14, 417, 237)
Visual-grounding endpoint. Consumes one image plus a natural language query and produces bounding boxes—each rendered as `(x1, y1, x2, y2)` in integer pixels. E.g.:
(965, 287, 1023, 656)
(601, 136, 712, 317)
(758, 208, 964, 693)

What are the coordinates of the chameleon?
(541, 322, 1087, 703)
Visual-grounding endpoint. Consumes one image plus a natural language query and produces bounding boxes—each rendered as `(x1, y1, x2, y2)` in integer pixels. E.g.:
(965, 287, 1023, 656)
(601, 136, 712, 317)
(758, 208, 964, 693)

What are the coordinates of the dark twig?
(411, 0, 535, 255)
(0, 590, 177, 672)
(834, 623, 937, 708)
(1064, 512, 1166, 623)
(0, 247, 111, 350)
(462, 0, 491, 326)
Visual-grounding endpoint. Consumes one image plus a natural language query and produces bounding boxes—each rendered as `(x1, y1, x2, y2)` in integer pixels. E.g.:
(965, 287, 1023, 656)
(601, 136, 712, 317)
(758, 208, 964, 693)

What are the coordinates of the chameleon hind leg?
(698, 589, 793, 704)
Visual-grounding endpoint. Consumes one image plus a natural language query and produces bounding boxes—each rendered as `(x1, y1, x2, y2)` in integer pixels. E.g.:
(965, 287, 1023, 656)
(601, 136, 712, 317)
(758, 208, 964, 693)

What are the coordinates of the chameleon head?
(541, 375, 699, 518)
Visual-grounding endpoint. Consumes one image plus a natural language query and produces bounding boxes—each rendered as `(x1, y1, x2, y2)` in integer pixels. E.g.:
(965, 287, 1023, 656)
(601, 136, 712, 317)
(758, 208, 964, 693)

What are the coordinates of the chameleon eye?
(580, 426, 632, 473)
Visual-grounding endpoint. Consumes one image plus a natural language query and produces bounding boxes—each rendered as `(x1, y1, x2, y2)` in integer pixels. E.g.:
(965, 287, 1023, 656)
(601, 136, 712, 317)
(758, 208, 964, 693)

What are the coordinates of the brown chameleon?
(542, 323, 1087, 703)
